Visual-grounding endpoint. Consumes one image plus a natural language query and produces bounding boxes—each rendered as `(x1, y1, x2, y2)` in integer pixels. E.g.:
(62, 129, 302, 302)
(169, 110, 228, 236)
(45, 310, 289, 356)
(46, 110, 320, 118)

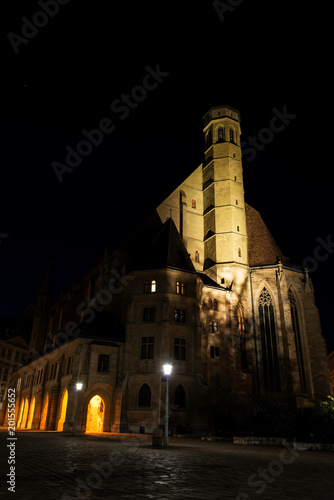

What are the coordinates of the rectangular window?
(141, 337, 154, 359)
(1, 348, 5, 358)
(210, 346, 220, 358)
(174, 338, 186, 361)
(143, 307, 155, 322)
(174, 309, 186, 323)
(7, 349, 12, 361)
(98, 354, 109, 373)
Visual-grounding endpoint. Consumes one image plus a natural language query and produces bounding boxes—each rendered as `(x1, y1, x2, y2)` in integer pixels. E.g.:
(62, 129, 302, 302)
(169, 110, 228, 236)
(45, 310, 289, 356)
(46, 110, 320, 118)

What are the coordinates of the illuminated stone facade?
(1, 105, 332, 434)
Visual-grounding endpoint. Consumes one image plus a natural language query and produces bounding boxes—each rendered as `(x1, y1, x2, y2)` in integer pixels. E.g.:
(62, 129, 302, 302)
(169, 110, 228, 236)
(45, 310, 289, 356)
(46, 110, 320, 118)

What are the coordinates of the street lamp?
(163, 363, 172, 448)
(72, 382, 83, 436)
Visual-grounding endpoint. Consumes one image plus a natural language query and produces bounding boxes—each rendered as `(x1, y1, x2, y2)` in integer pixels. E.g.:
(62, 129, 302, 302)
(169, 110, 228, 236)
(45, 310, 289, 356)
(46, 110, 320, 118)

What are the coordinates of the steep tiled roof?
(245, 203, 290, 267)
(131, 217, 196, 272)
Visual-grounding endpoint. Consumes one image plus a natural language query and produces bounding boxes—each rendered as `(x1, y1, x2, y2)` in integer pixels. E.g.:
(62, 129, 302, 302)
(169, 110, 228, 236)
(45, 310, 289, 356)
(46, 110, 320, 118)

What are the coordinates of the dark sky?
(1, 1, 333, 350)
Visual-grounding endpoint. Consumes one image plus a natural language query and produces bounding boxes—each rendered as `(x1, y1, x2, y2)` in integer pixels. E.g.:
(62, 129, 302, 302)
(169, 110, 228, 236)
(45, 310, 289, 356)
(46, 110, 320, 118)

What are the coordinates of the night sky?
(1, 2, 333, 351)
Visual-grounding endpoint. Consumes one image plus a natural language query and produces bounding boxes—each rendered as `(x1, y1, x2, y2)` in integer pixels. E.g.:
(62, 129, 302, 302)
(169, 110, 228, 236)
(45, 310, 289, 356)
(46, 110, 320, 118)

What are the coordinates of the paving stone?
(0, 430, 334, 499)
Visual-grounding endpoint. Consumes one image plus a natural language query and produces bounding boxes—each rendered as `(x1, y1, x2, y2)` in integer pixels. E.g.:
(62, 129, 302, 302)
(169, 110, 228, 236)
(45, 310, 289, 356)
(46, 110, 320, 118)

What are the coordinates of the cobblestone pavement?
(1, 430, 334, 500)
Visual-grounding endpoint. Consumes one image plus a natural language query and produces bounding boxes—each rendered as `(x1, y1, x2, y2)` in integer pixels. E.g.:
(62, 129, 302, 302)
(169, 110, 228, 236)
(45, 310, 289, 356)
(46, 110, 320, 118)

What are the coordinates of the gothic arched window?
(217, 127, 225, 142)
(258, 288, 281, 392)
(289, 289, 308, 393)
(237, 304, 245, 334)
(138, 383, 151, 407)
(175, 384, 186, 408)
(238, 304, 247, 371)
(229, 127, 234, 143)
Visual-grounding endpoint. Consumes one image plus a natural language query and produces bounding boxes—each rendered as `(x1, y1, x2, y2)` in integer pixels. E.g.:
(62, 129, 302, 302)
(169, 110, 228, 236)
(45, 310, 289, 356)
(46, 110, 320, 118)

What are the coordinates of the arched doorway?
(21, 398, 29, 428)
(86, 395, 105, 432)
(17, 400, 25, 428)
(57, 389, 68, 431)
(40, 394, 49, 430)
(26, 397, 36, 429)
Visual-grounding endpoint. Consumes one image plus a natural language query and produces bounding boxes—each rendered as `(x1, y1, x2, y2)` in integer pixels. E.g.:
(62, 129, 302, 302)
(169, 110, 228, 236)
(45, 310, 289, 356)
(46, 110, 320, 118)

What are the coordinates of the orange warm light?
(86, 395, 104, 433)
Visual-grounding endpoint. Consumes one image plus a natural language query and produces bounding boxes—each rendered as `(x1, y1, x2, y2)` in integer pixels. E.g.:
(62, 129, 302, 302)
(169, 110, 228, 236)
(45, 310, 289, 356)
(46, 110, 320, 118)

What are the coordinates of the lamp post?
(72, 382, 83, 436)
(163, 363, 172, 448)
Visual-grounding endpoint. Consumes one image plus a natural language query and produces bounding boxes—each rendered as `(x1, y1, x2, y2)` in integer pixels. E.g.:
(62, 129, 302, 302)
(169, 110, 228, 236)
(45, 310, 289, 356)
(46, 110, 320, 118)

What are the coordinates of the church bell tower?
(202, 105, 248, 287)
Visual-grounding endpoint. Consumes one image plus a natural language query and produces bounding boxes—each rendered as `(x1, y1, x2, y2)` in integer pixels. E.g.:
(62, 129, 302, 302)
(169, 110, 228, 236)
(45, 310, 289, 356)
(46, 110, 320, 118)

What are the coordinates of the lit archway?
(86, 395, 105, 433)
(40, 394, 49, 430)
(21, 398, 29, 428)
(57, 389, 68, 432)
(26, 397, 36, 429)
(17, 400, 25, 428)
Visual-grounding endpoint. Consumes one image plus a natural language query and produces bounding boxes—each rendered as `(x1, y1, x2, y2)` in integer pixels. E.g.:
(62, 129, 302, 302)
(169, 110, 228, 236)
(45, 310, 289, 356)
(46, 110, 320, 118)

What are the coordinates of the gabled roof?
(131, 217, 196, 273)
(245, 203, 290, 267)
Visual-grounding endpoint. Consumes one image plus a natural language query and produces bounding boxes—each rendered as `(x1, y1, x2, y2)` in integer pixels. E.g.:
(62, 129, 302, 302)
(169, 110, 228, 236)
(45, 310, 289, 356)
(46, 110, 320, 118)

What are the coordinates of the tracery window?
(289, 289, 308, 393)
(238, 303, 247, 371)
(258, 288, 281, 392)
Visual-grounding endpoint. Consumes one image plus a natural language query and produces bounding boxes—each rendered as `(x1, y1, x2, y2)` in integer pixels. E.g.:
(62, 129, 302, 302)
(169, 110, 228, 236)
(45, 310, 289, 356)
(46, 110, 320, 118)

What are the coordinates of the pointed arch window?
(289, 289, 308, 393)
(213, 299, 218, 311)
(237, 304, 245, 334)
(238, 303, 247, 371)
(174, 384, 186, 408)
(258, 288, 281, 392)
(208, 298, 213, 309)
(217, 127, 225, 142)
(229, 128, 235, 143)
(138, 383, 151, 407)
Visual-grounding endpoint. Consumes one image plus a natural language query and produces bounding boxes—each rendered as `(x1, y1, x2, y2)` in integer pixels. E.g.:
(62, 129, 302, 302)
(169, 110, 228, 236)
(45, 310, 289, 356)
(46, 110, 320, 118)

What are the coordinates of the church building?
(1, 105, 332, 434)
